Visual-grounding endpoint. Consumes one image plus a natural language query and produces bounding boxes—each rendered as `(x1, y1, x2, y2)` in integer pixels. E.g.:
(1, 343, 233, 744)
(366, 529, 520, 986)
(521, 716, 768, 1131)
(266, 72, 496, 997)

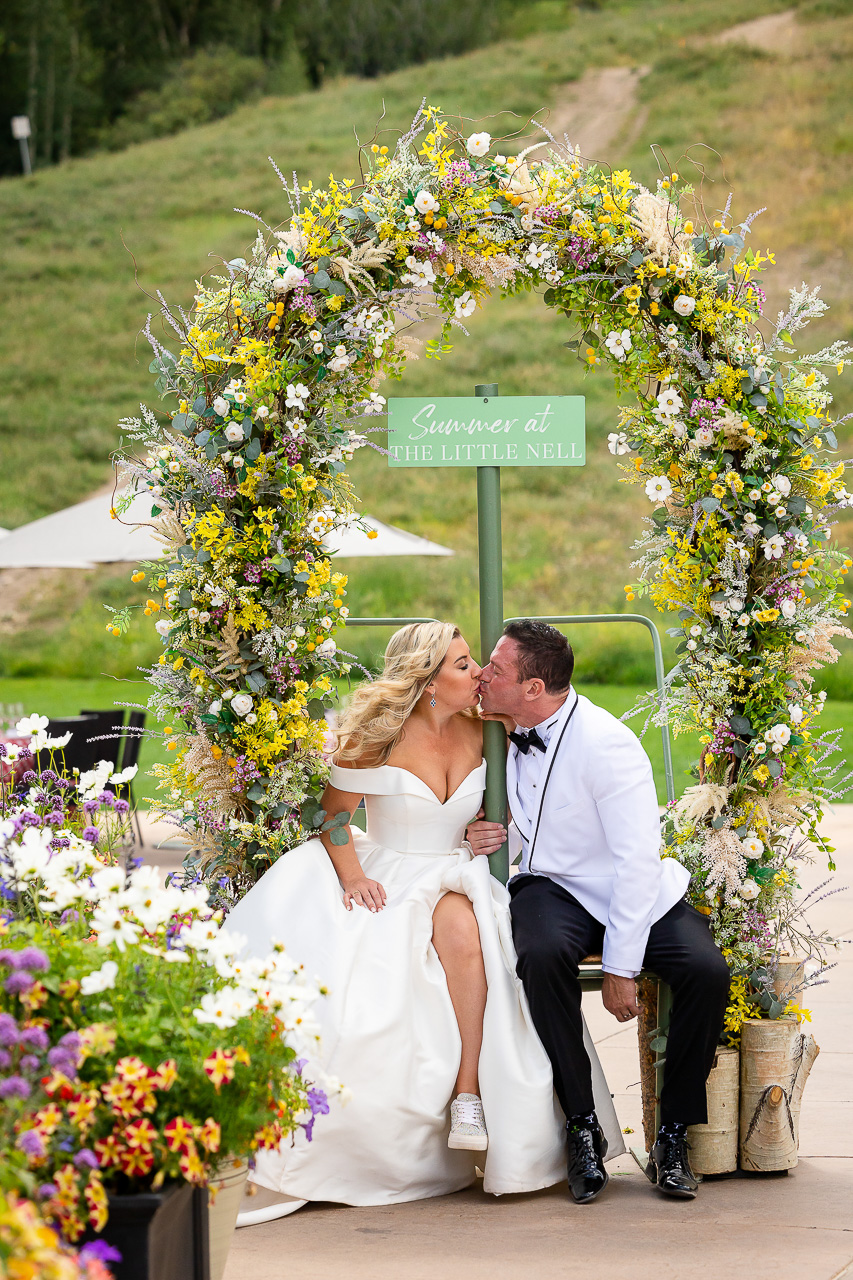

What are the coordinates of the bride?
(227, 621, 623, 1219)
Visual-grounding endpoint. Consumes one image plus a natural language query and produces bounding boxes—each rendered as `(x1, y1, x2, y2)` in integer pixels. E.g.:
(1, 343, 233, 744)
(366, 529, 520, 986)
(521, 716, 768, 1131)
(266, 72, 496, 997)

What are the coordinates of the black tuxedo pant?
(508, 874, 730, 1127)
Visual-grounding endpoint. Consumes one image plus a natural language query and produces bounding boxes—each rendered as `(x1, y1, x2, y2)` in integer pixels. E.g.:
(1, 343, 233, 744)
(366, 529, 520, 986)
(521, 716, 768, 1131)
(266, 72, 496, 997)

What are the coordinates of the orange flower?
(203, 1048, 235, 1089)
(85, 1174, 109, 1232)
(164, 1116, 195, 1154)
(152, 1058, 178, 1090)
(94, 1133, 125, 1168)
(125, 1118, 158, 1150)
(198, 1118, 221, 1153)
(179, 1142, 206, 1184)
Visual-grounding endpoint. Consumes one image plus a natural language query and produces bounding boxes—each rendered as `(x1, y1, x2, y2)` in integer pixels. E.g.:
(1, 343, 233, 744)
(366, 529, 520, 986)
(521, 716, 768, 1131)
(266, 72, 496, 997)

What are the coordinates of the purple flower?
(19, 1025, 48, 1051)
(38, 1183, 57, 1199)
(17, 1128, 45, 1159)
(307, 1087, 330, 1117)
(0, 1049, 11, 1068)
(0, 1075, 31, 1099)
(59, 1030, 81, 1052)
(21, 769, 37, 783)
(82, 799, 99, 815)
(40, 769, 58, 783)
(81, 826, 100, 844)
(19, 1054, 40, 1073)
(0, 742, 6, 758)
(0, 949, 21, 968)
(48, 1046, 75, 1071)
(20, 811, 41, 827)
(73, 1148, 99, 1170)
(114, 798, 130, 814)
(17, 947, 49, 973)
(5, 970, 35, 995)
(0, 1012, 18, 1045)
(81, 1240, 123, 1264)
(60, 909, 80, 925)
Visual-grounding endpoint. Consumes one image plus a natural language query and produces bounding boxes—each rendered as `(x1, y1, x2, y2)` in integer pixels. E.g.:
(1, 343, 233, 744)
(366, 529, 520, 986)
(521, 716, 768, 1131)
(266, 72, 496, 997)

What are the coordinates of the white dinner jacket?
(507, 690, 689, 977)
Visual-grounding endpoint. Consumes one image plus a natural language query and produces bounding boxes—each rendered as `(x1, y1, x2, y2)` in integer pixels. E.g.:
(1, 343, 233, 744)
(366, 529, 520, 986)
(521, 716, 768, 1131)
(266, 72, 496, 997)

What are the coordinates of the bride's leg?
(432, 892, 487, 1095)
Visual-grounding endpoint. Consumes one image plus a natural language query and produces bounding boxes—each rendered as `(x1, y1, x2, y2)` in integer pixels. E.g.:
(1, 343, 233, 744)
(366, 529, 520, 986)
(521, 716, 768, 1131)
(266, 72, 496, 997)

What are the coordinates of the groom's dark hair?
(503, 620, 574, 694)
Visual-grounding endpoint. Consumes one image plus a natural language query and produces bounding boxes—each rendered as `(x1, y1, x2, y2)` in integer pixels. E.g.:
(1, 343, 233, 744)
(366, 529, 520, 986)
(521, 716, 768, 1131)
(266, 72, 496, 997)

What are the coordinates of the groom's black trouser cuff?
(508, 874, 730, 1127)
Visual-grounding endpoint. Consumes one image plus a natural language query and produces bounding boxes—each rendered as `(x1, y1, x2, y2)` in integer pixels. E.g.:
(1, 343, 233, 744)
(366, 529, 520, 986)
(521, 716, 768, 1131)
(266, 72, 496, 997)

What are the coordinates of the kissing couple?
(229, 619, 730, 1221)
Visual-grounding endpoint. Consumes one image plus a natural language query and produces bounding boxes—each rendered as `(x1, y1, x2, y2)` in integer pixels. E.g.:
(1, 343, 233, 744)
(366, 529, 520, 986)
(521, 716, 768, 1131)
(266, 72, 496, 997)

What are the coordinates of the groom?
(471, 619, 729, 1204)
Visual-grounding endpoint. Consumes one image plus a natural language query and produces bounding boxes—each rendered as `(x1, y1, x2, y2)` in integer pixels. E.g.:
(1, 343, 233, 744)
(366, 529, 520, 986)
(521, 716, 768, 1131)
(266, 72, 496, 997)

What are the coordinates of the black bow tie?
(509, 727, 546, 755)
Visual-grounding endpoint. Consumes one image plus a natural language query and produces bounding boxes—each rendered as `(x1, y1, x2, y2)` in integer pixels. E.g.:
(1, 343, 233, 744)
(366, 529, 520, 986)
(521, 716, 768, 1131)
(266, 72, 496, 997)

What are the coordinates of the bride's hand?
(466, 808, 508, 857)
(341, 875, 387, 913)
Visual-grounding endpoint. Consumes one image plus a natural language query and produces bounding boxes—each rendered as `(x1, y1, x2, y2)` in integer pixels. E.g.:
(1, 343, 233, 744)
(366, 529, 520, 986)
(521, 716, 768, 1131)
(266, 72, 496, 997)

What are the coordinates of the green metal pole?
(474, 382, 509, 884)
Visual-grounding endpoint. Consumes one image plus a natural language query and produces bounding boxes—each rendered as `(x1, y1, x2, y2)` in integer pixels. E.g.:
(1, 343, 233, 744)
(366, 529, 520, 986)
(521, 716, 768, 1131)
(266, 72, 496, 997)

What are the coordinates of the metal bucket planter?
(208, 1160, 250, 1280)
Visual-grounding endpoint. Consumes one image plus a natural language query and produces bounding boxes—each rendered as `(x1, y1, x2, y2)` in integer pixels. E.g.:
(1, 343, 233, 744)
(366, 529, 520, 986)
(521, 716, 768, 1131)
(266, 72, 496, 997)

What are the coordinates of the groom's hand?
(466, 808, 508, 857)
(602, 973, 641, 1023)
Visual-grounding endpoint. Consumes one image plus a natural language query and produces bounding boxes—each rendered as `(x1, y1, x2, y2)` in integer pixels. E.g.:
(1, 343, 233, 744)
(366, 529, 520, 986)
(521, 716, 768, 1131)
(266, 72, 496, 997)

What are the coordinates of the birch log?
(739, 1018, 819, 1171)
(687, 1047, 739, 1174)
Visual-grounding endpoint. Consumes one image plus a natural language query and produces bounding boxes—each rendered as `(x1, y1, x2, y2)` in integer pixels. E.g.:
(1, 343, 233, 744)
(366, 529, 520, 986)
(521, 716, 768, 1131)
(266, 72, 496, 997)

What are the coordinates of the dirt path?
(531, 64, 650, 162)
(712, 9, 798, 54)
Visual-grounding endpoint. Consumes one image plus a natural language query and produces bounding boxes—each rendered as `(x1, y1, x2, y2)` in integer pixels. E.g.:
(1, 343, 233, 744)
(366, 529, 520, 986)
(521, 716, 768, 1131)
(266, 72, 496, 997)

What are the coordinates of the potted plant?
(1, 728, 338, 1278)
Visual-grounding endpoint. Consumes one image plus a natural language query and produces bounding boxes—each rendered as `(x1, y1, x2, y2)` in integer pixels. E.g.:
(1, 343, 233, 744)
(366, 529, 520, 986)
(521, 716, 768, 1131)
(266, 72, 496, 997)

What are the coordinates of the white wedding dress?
(226, 759, 624, 1205)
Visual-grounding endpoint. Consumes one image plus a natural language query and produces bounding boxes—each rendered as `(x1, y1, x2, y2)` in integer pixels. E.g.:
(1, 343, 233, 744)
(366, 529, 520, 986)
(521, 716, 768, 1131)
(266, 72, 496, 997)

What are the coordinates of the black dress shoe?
(566, 1120, 609, 1204)
(645, 1130, 698, 1198)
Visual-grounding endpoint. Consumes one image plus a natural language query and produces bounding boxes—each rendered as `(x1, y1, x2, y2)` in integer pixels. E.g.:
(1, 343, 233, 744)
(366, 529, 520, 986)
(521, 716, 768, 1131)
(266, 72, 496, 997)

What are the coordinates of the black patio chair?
(80, 709, 146, 846)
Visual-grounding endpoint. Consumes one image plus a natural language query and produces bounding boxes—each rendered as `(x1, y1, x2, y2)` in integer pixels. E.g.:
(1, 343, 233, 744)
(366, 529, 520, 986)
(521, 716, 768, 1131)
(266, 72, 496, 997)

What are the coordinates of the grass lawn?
(3, 676, 851, 807)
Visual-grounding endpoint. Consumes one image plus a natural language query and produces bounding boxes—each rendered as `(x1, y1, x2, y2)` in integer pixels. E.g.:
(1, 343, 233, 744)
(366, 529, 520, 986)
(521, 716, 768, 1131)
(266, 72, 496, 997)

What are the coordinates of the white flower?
(244, 713, 257, 726)
(45, 732, 72, 750)
(16, 714, 49, 736)
(89, 905, 141, 953)
(328, 355, 349, 373)
(665, 323, 678, 337)
(225, 424, 244, 443)
(339, 606, 350, 619)
(168, 461, 180, 474)
(80, 960, 119, 995)
(761, 535, 785, 561)
(604, 329, 632, 362)
(686, 639, 697, 651)
(316, 639, 337, 658)
(286, 639, 298, 654)
(402, 256, 436, 287)
(690, 625, 702, 637)
(285, 382, 310, 408)
(673, 294, 696, 316)
(771, 474, 792, 497)
(466, 132, 491, 157)
(645, 475, 673, 503)
(788, 703, 804, 724)
(524, 242, 552, 269)
(231, 693, 254, 718)
(737, 613, 750, 627)
(256, 405, 270, 418)
(671, 420, 687, 439)
(294, 626, 306, 637)
(520, 212, 535, 233)
(155, 619, 173, 637)
(110, 764, 138, 785)
(743, 510, 758, 527)
(273, 264, 306, 292)
(212, 396, 229, 416)
(413, 189, 439, 215)
(193, 986, 253, 1028)
(454, 291, 476, 319)
(741, 836, 764, 860)
(739, 879, 760, 901)
(767, 723, 791, 748)
(208, 700, 222, 716)
(607, 432, 630, 456)
(781, 599, 797, 620)
(656, 388, 684, 417)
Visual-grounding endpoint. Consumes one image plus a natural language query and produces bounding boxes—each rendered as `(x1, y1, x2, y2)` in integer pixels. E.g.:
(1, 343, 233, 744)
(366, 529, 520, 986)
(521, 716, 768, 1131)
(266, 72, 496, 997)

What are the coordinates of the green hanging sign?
(387, 395, 585, 468)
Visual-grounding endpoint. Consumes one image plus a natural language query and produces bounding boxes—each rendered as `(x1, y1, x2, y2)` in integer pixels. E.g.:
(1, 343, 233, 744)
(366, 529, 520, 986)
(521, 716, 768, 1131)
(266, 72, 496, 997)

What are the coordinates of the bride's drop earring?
(430, 691, 436, 708)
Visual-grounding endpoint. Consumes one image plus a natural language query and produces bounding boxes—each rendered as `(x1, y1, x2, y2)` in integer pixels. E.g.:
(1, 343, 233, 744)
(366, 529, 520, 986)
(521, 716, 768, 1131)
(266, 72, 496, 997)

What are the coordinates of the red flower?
(164, 1116, 195, 1154)
(119, 1146, 155, 1178)
(125, 1118, 158, 1151)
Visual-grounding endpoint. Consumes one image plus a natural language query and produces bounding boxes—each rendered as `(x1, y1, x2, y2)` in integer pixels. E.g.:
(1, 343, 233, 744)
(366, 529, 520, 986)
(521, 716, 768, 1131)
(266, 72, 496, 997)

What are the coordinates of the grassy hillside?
(1, 0, 852, 685)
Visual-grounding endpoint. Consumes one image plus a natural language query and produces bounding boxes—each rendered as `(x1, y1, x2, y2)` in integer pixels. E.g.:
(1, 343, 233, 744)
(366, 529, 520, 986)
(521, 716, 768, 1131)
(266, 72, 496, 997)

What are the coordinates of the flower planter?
(687, 1046, 739, 1175)
(83, 1183, 209, 1280)
(208, 1161, 249, 1280)
(739, 1017, 819, 1172)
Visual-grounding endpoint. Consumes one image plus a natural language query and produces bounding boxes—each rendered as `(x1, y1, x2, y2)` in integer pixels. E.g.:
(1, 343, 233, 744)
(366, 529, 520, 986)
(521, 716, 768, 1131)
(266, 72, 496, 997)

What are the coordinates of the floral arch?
(117, 105, 851, 1010)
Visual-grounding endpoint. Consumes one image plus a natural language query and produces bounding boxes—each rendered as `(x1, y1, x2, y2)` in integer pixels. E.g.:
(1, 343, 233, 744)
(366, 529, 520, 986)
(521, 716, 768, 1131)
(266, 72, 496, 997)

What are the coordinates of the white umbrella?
(0, 493, 453, 568)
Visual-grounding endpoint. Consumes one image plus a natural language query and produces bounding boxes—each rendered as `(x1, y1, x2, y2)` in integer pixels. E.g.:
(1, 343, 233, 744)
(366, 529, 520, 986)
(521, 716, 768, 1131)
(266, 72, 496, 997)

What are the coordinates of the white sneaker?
(448, 1093, 488, 1151)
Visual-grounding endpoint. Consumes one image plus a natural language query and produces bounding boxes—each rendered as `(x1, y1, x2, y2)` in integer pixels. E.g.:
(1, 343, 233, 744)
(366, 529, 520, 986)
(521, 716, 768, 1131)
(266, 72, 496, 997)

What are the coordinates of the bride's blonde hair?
(336, 621, 470, 764)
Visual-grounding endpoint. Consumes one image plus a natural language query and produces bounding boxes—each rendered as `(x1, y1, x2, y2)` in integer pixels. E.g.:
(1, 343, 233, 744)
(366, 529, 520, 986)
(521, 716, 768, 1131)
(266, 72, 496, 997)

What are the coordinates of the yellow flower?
(800, 455, 813, 470)
(624, 284, 641, 300)
(301, 476, 318, 493)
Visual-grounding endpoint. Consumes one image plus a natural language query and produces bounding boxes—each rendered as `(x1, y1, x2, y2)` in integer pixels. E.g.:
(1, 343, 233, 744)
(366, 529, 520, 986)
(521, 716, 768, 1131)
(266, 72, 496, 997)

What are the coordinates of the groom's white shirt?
(507, 689, 689, 978)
